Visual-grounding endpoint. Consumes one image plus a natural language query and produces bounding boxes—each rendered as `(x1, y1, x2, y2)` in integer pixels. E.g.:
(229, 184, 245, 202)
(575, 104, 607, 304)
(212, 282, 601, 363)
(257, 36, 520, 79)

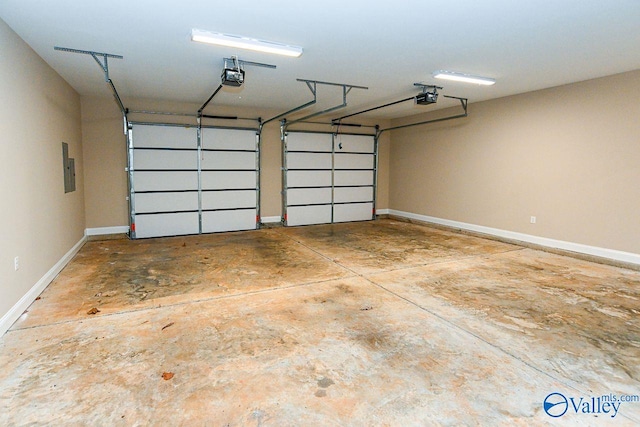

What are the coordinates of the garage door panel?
(287, 205, 332, 226)
(287, 152, 332, 170)
(334, 187, 373, 203)
(284, 133, 375, 227)
(133, 149, 197, 170)
(202, 190, 256, 210)
(334, 153, 374, 170)
(135, 192, 199, 214)
(201, 171, 256, 190)
(286, 133, 332, 152)
(202, 128, 256, 150)
(130, 124, 260, 238)
(334, 135, 374, 153)
(333, 202, 374, 223)
(132, 126, 197, 149)
(201, 151, 256, 170)
(287, 188, 332, 206)
(334, 170, 374, 186)
(134, 171, 198, 192)
(287, 170, 332, 188)
(135, 212, 199, 238)
(202, 209, 257, 233)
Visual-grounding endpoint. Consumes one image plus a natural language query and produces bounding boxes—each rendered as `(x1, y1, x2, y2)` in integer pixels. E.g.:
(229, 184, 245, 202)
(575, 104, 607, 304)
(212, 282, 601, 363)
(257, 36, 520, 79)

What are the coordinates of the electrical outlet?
(530, 216, 537, 224)
(14, 256, 19, 271)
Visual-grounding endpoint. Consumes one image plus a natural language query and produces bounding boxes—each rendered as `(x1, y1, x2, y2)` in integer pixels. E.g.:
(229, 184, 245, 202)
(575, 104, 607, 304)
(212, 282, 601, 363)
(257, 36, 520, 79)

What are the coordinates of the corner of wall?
(1, 18, 86, 336)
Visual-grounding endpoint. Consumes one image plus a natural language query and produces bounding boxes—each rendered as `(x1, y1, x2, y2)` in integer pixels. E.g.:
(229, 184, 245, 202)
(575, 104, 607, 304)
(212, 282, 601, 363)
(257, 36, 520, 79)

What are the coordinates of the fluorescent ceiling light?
(433, 70, 495, 85)
(191, 29, 303, 57)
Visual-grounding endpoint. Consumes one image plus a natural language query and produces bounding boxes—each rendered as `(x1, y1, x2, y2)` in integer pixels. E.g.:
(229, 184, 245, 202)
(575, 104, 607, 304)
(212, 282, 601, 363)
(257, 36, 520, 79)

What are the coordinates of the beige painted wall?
(81, 97, 390, 228)
(0, 19, 84, 321)
(389, 70, 640, 254)
(81, 97, 128, 228)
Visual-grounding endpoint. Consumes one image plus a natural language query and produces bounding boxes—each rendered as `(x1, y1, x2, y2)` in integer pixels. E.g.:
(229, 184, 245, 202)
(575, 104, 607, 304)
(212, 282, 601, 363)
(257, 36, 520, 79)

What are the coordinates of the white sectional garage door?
(283, 132, 376, 226)
(128, 123, 259, 238)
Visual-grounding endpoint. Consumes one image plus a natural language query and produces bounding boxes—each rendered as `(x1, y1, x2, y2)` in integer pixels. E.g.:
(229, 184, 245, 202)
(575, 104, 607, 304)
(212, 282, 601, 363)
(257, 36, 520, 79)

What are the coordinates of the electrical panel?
(62, 142, 76, 193)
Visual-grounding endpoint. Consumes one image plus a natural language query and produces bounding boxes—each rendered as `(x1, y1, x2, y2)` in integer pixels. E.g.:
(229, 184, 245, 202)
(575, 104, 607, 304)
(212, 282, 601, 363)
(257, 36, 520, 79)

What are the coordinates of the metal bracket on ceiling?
(377, 94, 469, 137)
(54, 46, 123, 82)
(261, 79, 318, 128)
(283, 79, 368, 127)
(296, 79, 368, 97)
(54, 46, 127, 122)
(414, 83, 443, 93)
(263, 79, 369, 130)
(332, 83, 446, 125)
(304, 80, 318, 97)
(223, 57, 276, 70)
(445, 95, 468, 114)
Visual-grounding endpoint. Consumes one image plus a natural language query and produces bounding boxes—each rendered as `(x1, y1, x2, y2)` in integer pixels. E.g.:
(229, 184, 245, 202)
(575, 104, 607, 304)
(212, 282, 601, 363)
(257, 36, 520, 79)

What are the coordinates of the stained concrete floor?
(1, 219, 639, 425)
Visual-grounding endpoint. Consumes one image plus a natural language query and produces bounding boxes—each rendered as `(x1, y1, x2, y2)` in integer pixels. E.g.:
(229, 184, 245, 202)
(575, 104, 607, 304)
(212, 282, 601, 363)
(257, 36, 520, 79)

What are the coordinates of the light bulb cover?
(433, 70, 495, 85)
(191, 29, 303, 57)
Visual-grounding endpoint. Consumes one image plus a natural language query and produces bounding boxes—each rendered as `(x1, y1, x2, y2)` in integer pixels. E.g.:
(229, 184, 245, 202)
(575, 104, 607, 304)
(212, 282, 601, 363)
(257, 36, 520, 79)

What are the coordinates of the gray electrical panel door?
(128, 124, 259, 239)
(283, 132, 376, 226)
(62, 142, 76, 193)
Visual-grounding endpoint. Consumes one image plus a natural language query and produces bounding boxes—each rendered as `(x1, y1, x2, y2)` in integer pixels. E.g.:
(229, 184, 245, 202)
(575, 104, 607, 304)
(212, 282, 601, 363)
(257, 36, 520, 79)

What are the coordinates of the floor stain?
(369, 247, 640, 390)
(280, 220, 518, 274)
(317, 377, 334, 388)
(13, 229, 354, 328)
(1, 220, 639, 424)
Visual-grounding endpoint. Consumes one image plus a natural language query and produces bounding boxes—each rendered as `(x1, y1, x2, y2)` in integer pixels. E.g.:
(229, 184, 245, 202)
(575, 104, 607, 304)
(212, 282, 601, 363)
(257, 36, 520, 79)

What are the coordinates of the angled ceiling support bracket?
(263, 79, 368, 131)
(54, 46, 127, 124)
(284, 79, 368, 128)
(377, 95, 468, 138)
(449, 95, 468, 113)
(332, 83, 444, 125)
(261, 80, 318, 128)
(54, 46, 123, 82)
(91, 52, 112, 81)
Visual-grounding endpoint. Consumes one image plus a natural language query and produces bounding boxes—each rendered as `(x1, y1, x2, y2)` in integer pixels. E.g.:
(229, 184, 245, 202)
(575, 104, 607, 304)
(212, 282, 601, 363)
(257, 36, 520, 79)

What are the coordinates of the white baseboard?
(388, 209, 640, 266)
(263, 212, 390, 222)
(85, 226, 129, 236)
(0, 236, 87, 336)
(260, 216, 282, 224)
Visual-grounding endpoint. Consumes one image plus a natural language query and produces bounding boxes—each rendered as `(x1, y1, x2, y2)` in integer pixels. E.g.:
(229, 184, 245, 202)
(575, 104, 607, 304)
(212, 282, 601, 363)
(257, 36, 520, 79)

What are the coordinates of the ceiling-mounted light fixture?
(433, 70, 495, 86)
(191, 29, 303, 57)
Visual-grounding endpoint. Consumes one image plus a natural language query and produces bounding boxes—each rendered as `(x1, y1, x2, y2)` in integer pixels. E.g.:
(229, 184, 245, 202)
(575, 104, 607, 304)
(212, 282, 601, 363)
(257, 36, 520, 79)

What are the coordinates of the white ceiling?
(2, 0, 640, 120)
